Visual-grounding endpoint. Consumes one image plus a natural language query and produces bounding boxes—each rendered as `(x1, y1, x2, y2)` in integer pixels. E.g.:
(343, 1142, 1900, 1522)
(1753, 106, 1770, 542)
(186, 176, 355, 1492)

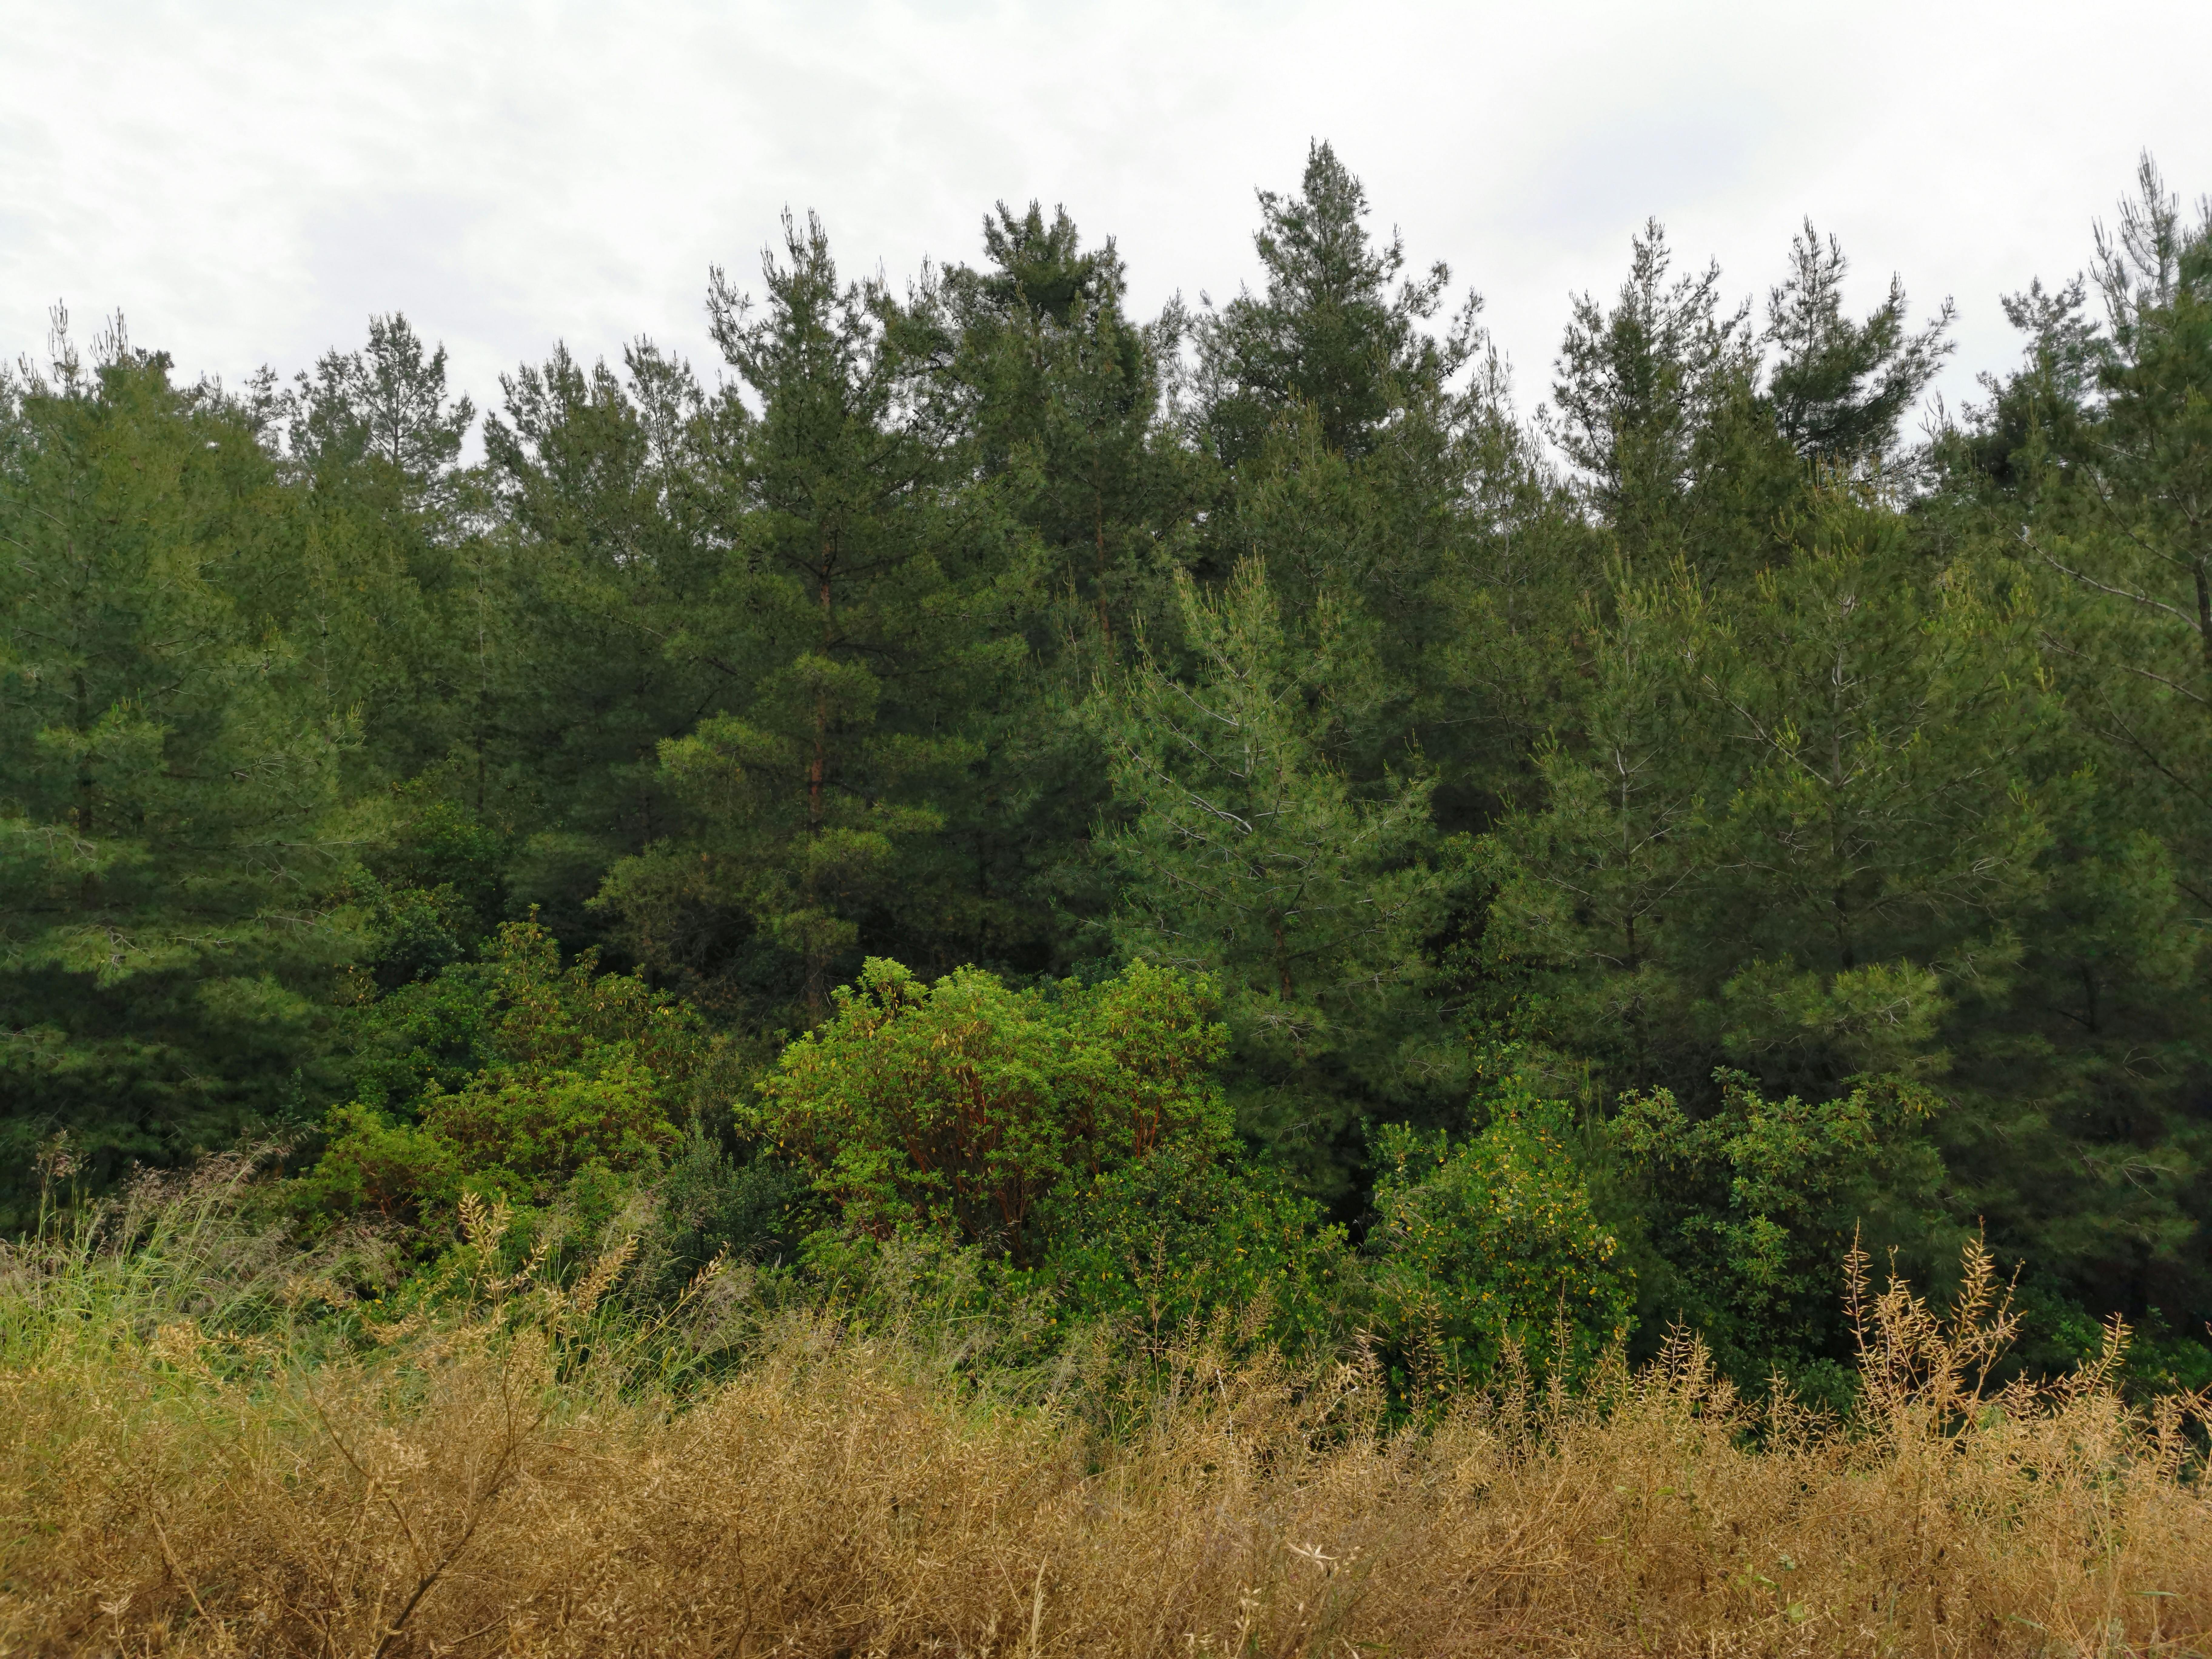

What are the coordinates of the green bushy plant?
(1609, 1068, 1952, 1392)
(1369, 1072, 1633, 1389)
(299, 919, 705, 1227)
(1038, 1145, 1356, 1355)
(750, 958, 1231, 1265)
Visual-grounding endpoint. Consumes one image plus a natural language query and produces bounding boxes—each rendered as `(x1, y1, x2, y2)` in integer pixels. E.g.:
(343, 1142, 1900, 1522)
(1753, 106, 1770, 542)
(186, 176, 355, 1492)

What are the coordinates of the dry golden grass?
(2, 1178, 2207, 1657)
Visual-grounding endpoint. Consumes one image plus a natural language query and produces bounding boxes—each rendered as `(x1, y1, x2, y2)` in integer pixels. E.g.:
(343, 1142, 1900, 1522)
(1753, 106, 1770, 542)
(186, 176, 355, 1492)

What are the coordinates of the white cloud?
(6, 0, 2208, 431)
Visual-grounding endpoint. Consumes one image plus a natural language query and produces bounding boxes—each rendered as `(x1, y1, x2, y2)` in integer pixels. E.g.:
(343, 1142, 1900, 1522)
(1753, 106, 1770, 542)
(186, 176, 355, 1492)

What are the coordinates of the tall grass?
(2, 1165, 2207, 1656)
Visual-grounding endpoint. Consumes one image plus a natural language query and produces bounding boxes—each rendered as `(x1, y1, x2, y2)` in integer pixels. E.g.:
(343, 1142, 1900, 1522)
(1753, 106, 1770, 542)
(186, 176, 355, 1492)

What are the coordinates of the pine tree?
(1936, 158, 2212, 1341)
(1763, 220, 1954, 472)
(922, 204, 1202, 977)
(275, 314, 483, 790)
(1485, 561, 1719, 1094)
(941, 202, 1190, 654)
(1195, 141, 1471, 468)
(595, 214, 1017, 1025)
(481, 338, 734, 944)
(1200, 146, 1555, 822)
(0, 317, 359, 1215)
(2040, 159, 2212, 857)
(1094, 558, 1456, 1197)
(1688, 496, 2055, 1091)
(290, 314, 475, 502)
(1548, 220, 1754, 561)
(1492, 490, 2059, 1104)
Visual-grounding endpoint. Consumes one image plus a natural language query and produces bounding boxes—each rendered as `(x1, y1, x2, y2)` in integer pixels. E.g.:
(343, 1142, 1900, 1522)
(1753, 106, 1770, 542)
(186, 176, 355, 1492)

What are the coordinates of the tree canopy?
(5, 150, 2207, 1393)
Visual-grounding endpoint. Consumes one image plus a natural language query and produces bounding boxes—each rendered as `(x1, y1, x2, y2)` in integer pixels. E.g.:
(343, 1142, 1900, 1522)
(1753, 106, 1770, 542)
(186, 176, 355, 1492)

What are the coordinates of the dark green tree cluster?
(5, 145, 2207, 1390)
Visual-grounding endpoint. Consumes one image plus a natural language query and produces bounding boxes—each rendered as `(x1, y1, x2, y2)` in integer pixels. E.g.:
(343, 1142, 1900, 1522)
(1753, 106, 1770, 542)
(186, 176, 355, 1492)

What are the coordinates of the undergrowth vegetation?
(2, 1156, 2206, 1657)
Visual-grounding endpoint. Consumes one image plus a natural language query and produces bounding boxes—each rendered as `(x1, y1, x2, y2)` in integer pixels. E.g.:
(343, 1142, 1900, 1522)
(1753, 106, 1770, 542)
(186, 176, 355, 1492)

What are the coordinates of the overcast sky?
(5, 1, 2209, 438)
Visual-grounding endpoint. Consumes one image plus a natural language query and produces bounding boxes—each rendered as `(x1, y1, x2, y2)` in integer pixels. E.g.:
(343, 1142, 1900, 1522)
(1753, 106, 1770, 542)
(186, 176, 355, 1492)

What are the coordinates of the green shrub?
(293, 1103, 463, 1219)
(419, 1054, 674, 1198)
(1038, 1145, 1356, 1354)
(1609, 1068, 1951, 1390)
(1370, 1081, 1632, 1388)
(300, 920, 705, 1226)
(752, 958, 1230, 1265)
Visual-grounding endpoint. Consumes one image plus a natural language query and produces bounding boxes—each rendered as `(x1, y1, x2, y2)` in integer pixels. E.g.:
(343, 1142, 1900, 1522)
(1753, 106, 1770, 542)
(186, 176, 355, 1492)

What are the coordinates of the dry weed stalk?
(2, 1209, 2207, 1656)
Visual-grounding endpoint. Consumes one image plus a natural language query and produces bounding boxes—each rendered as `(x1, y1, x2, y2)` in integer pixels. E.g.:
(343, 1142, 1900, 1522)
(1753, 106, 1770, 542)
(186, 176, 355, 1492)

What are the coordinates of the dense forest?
(4, 143, 2207, 1398)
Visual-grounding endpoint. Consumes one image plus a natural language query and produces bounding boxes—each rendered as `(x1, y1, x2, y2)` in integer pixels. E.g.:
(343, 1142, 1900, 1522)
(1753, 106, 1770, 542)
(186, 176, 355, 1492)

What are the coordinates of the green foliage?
(938, 201, 1192, 658)
(1488, 486, 2060, 1104)
(417, 1055, 672, 1199)
(344, 793, 513, 990)
(1196, 140, 1471, 465)
(278, 313, 485, 790)
(752, 958, 1230, 1265)
(1761, 220, 1953, 469)
(299, 919, 704, 1223)
(1609, 1070, 1952, 1388)
(0, 323, 361, 1220)
(1098, 561, 1446, 1034)
(293, 1102, 464, 1220)
(591, 213, 1022, 1027)
(645, 1128, 823, 1276)
(1094, 557, 1462, 1199)
(480, 337, 732, 949)
(4, 145, 2208, 1401)
(1369, 1077, 1632, 1386)
(1925, 158, 2212, 1336)
(1549, 220, 1755, 562)
(1038, 1146, 1354, 1355)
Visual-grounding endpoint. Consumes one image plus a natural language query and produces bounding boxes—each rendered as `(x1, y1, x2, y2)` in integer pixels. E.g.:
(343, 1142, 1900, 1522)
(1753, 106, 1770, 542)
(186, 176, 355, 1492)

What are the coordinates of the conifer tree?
(290, 314, 475, 500)
(481, 339, 734, 942)
(1938, 158, 2212, 1336)
(278, 313, 482, 788)
(0, 149, 2198, 1379)
(1549, 220, 1753, 561)
(1485, 561, 1719, 1093)
(925, 205, 1200, 975)
(1688, 498, 2055, 1089)
(1195, 140, 1471, 467)
(942, 202, 1189, 654)
(1095, 559, 1456, 1196)
(1763, 220, 1954, 472)
(1493, 491, 2059, 1103)
(1198, 145, 1542, 826)
(2044, 159, 2212, 851)
(0, 317, 358, 1215)
(596, 214, 1018, 1024)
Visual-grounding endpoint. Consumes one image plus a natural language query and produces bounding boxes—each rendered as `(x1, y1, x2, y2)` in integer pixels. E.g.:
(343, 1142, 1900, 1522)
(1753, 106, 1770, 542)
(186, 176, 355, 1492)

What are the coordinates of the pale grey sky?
(5, 1, 2207, 434)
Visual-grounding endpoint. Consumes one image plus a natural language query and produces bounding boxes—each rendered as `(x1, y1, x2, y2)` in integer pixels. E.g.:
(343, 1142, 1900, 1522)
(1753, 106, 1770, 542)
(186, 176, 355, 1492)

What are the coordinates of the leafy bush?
(642, 1128, 823, 1280)
(1370, 1079, 1633, 1388)
(299, 919, 705, 1225)
(1038, 1145, 1356, 1354)
(751, 958, 1230, 1265)
(293, 1103, 464, 1219)
(1609, 1068, 1952, 1390)
(420, 1055, 673, 1197)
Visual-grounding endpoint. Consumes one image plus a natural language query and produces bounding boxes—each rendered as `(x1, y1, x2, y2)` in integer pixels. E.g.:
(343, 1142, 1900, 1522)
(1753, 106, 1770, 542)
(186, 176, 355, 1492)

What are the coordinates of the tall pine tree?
(0, 317, 359, 1215)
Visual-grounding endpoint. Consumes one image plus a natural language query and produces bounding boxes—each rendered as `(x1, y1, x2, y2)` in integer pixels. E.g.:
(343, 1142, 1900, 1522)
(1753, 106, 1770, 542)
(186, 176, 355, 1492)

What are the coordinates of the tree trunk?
(805, 551, 835, 1026)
